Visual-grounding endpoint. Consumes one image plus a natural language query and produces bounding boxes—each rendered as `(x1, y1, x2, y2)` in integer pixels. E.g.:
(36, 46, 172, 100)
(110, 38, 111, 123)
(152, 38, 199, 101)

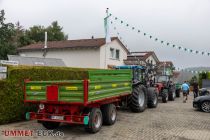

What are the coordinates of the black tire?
(101, 104, 117, 125)
(42, 121, 60, 129)
(200, 101, 210, 113)
(85, 108, 103, 133)
(147, 87, 158, 108)
(176, 89, 180, 97)
(168, 88, 175, 101)
(162, 89, 168, 103)
(129, 85, 147, 112)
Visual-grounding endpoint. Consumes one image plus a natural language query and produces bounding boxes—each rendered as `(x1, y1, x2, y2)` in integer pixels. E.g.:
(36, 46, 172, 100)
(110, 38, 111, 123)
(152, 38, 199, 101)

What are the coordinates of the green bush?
(198, 72, 208, 88)
(0, 65, 91, 124)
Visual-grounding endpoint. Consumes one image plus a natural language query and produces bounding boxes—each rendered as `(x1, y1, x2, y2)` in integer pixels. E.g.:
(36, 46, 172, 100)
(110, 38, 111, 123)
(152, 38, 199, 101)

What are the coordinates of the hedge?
(0, 65, 92, 124)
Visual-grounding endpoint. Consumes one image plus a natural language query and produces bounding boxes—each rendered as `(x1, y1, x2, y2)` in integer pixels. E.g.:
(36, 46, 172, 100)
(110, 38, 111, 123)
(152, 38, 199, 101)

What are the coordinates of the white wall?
(19, 48, 100, 68)
(146, 55, 158, 65)
(100, 40, 128, 69)
(19, 40, 128, 69)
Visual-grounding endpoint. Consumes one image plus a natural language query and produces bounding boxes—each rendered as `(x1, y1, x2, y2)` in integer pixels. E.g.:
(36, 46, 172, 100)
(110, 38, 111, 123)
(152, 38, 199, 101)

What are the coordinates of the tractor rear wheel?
(85, 108, 103, 133)
(101, 104, 117, 125)
(162, 89, 168, 103)
(147, 87, 158, 108)
(129, 85, 147, 112)
(42, 121, 60, 129)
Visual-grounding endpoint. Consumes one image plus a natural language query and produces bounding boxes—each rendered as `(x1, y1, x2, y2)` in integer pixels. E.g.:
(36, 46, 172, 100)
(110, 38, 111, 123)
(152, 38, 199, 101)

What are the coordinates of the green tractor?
(115, 65, 159, 109)
(175, 83, 182, 97)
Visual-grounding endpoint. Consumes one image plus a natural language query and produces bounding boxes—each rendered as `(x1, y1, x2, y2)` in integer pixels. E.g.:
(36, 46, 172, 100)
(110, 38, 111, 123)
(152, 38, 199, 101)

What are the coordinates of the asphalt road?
(1, 93, 210, 140)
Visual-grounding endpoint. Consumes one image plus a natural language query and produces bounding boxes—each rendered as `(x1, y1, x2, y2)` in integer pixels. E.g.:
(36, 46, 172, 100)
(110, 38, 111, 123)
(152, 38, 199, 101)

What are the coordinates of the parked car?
(193, 95, 210, 113)
(199, 88, 210, 96)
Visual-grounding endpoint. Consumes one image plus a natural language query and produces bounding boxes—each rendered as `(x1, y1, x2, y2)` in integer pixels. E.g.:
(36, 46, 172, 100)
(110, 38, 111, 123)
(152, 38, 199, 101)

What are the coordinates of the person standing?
(193, 81, 199, 98)
(182, 81, 190, 103)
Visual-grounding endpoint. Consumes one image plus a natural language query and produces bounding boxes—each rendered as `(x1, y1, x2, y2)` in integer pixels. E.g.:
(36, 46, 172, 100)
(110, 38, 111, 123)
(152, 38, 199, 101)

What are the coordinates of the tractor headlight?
(39, 103, 45, 110)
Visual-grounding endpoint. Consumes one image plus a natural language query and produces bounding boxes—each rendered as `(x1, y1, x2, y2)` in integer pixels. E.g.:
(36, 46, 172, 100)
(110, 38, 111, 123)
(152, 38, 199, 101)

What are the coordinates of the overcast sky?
(1, 0, 210, 69)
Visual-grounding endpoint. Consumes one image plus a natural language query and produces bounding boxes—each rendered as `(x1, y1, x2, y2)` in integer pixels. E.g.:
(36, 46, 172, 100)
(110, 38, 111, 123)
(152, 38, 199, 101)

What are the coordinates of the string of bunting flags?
(110, 23, 128, 49)
(176, 69, 210, 74)
(108, 13, 210, 56)
(111, 25, 209, 74)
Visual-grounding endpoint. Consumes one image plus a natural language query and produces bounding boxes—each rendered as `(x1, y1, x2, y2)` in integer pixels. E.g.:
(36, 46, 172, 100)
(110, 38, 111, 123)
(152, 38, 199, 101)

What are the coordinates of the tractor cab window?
(156, 75, 169, 83)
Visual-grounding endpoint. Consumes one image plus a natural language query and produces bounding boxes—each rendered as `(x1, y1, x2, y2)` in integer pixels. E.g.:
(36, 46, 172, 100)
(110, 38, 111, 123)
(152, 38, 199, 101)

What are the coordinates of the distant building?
(17, 37, 129, 69)
(8, 55, 66, 67)
(124, 51, 160, 66)
(157, 61, 174, 75)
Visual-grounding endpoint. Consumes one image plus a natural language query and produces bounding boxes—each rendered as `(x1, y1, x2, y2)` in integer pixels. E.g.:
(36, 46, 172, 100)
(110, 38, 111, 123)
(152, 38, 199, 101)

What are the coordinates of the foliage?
(0, 10, 16, 59)
(15, 21, 68, 47)
(198, 72, 208, 87)
(1, 9, 68, 54)
(189, 75, 198, 85)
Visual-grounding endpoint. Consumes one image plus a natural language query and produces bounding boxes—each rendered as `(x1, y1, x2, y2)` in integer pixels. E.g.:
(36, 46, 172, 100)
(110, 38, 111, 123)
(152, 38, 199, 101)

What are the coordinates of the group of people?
(181, 81, 199, 103)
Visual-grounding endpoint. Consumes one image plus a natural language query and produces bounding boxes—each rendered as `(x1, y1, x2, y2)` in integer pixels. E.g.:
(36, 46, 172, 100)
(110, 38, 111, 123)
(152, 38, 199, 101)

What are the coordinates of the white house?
(17, 37, 129, 69)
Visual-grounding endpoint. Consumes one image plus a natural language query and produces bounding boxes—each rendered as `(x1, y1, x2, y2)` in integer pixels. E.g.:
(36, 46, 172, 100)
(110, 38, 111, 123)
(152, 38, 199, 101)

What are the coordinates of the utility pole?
(104, 8, 110, 69)
(163, 61, 166, 75)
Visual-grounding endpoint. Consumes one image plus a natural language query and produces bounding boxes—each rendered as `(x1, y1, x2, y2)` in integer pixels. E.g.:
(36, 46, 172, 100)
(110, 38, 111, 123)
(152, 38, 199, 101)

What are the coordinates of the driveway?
(1, 93, 210, 140)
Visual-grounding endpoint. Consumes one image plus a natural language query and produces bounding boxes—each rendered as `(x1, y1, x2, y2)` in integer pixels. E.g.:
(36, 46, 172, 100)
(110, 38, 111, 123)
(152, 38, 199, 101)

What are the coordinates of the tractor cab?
(115, 65, 146, 84)
(156, 75, 170, 87)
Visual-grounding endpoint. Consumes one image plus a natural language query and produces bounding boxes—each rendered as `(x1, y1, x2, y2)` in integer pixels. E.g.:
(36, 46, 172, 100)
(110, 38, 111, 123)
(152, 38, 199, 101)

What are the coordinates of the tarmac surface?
(1, 93, 210, 140)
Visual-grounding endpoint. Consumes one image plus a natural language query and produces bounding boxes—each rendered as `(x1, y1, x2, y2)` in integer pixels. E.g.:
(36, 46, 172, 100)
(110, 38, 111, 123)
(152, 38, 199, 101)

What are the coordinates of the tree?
(0, 9, 68, 59)
(190, 75, 198, 85)
(16, 21, 68, 47)
(46, 21, 68, 41)
(0, 10, 16, 59)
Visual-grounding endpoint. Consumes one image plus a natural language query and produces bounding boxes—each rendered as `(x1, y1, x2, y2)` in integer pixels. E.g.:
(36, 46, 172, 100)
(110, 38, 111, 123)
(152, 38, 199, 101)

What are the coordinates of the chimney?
(44, 32, 47, 49)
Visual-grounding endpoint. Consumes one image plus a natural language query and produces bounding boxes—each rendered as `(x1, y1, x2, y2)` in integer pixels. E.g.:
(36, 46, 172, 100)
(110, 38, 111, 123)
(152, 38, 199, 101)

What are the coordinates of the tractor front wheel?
(176, 89, 181, 97)
(147, 87, 158, 108)
(129, 85, 147, 112)
(162, 89, 168, 103)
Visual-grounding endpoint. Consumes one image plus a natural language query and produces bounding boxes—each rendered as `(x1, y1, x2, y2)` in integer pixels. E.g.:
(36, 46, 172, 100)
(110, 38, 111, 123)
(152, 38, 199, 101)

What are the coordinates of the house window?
(110, 48, 120, 60)
(151, 60, 153, 64)
(110, 48, 114, 58)
(116, 49, 120, 59)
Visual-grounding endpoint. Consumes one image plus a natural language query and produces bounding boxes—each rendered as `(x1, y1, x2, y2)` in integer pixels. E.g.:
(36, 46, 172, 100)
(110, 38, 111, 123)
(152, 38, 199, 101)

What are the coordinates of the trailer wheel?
(147, 87, 158, 108)
(162, 89, 168, 103)
(129, 85, 147, 113)
(101, 104, 117, 125)
(85, 108, 103, 133)
(42, 121, 60, 129)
